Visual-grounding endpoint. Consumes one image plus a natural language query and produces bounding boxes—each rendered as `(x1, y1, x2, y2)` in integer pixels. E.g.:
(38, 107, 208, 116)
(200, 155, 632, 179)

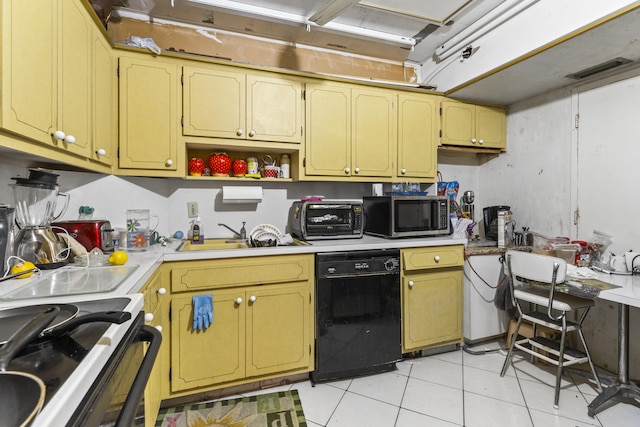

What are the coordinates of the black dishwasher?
(312, 249, 401, 383)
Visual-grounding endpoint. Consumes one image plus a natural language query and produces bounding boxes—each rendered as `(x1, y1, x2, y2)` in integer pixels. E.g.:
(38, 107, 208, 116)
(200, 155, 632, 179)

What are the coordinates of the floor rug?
(154, 389, 307, 427)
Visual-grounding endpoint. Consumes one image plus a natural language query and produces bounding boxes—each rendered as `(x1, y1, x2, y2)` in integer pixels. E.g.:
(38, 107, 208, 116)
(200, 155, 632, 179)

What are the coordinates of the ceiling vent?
(566, 57, 633, 80)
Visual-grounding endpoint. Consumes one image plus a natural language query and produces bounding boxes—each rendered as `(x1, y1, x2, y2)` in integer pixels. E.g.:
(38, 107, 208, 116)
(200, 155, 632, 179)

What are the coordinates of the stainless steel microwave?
(289, 200, 364, 240)
(363, 195, 450, 238)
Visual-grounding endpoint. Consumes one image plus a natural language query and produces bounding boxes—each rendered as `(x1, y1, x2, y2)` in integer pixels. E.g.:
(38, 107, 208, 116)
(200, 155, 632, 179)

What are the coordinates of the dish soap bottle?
(191, 216, 203, 244)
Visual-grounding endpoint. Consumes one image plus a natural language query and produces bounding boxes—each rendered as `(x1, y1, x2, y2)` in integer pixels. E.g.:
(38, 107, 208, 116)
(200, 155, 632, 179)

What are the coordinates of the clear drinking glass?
(126, 209, 159, 251)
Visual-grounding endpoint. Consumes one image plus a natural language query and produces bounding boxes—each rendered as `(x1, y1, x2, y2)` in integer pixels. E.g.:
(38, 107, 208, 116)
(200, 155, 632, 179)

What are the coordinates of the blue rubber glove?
(192, 294, 214, 331)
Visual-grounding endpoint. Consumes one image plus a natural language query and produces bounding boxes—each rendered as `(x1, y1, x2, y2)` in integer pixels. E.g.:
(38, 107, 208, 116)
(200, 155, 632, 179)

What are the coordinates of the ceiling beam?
(308, 0, 361, 26)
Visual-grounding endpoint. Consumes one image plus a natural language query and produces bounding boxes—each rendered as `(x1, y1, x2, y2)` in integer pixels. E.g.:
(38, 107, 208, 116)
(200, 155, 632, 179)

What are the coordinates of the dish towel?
(192, 294, 214, 331)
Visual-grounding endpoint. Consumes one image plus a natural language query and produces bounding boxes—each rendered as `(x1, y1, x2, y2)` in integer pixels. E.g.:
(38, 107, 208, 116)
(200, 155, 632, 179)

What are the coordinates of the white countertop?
(0, 235, 467, 308)
(587, 269, 640, 309)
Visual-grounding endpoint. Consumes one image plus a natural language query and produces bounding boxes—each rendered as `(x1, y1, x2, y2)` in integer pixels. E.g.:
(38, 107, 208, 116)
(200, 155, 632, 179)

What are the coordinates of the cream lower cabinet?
(168, 254, 314, 394)
(304, 81, 396, 180)
(401, 246, 464, 352)
(440, 98, 506, 150)
(140, 268, 168, 427)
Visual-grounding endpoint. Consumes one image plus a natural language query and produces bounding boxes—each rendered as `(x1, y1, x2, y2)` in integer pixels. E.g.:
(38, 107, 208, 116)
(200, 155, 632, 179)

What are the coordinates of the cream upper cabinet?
(118, 53, 181, 173)
(1, 0, 95, 157)
(440, 98, 506, 149)
(183, 65, 302, 143)
(1, 0, 56, 144)
(304, 82, 396, 179)
(57, 0, 92, 158)
(91, 27, 116, 165)
(401, 246, 464, 352)
(397, 93, 438, 179)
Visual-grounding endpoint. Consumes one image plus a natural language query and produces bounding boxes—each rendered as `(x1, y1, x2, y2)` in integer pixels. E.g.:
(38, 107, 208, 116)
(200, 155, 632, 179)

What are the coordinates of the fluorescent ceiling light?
(186, 0, 415, 46)
(309, 0, 361, 26)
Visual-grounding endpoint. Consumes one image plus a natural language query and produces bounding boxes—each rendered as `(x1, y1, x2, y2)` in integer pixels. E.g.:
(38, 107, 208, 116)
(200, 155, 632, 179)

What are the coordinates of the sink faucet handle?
(240, 221, 247, 240)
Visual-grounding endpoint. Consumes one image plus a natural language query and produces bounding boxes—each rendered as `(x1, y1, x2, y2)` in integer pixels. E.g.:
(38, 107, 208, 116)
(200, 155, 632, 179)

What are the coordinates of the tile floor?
(236, 340, 640, 427)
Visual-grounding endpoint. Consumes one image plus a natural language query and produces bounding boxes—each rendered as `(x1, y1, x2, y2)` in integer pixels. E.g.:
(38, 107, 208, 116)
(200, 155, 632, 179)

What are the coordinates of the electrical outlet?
(187, 202, 199, 218)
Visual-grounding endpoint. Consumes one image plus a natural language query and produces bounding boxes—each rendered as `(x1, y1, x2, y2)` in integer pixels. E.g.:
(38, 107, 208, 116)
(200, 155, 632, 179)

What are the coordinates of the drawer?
(170, 254, 313, 292)
(402, 245, 464, 271)
(143, 269, 166, 313)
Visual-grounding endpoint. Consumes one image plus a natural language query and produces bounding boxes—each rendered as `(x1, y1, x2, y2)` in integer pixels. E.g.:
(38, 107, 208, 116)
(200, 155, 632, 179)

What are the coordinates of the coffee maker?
(11, 169, 70, 267)
(483, 205, 510, 241)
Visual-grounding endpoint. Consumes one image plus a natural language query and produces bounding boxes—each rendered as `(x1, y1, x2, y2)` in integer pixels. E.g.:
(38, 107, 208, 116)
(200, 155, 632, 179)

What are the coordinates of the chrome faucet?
(218, 222, 246, 240)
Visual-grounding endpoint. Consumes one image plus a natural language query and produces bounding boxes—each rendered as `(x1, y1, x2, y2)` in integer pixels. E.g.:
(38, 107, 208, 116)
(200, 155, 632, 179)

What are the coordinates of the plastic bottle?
(191, 216, 203, 244)
(280, 154, 290, 179)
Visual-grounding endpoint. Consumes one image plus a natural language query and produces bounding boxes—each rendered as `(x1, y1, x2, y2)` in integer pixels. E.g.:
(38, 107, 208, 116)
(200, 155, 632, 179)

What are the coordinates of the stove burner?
(3, 298, 131, 406)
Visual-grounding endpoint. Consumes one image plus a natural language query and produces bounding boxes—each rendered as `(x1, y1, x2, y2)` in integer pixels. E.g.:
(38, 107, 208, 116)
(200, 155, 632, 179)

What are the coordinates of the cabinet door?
(92, 29, 115, 165)
(58, 0, 92, 158)
(402, 269, 463, 352)
(246, 283, 311, 377)
(440, 99, 475, 147)
(398, 93, 437, 179)
(183, 65, 245, 139)
(476, 105, 506, 149)
(144, 300, 163, 427)
(304, 82, 351, 176)
(171, 290, 245, 392)
(1, 0, 56, 144)
(352, 87, 396, 178)
(119, 55, 179, 170)
(247, 74, 302, 143)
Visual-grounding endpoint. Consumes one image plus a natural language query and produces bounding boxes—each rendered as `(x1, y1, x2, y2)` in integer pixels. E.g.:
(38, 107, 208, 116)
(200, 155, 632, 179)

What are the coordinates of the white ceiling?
(113, 0, 507, 64)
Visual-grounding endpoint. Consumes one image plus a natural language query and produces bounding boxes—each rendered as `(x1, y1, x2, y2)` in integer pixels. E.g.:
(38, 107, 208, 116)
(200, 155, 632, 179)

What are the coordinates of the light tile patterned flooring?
(236, 340, 640, 427)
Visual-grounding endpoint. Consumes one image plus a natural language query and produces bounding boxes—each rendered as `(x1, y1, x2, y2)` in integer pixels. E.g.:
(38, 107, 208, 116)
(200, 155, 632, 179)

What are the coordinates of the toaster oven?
(289, 200, 363, 240)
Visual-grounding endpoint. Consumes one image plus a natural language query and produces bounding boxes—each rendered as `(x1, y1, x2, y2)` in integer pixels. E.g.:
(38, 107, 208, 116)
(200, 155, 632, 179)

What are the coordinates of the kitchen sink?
(177, 238, 310, 251)
(178, 239, 250, 251)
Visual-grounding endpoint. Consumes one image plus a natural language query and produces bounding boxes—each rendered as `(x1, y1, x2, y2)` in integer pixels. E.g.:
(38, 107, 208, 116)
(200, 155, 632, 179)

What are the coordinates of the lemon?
(10, 261, 36, 278)
(108, 251, 128, 265)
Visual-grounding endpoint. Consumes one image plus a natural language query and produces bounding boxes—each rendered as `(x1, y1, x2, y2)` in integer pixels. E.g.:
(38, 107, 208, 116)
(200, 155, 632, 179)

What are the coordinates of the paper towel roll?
(222, 186, 263, 204)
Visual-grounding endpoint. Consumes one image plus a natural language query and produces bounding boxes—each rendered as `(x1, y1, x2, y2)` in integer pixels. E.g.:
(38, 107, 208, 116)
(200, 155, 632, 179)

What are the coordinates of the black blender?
(11, 169, 70, 268)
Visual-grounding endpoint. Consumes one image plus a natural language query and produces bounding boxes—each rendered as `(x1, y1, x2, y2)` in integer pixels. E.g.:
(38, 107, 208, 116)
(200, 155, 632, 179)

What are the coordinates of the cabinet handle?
(478, 139, 484, 145)
(249, 295, 257, 302)
(434, 255, 441, 262)
(344, 167, 350, 174)
(401, 168, 407, 174)
(64, 134, 76, 144)
(53, 130, 66, 141)
(354, 167, 360, 174)
(144, 313, 154, 322)
(236, 128, 244, 136)
(157, 288, 167, 295)
(248, 130, 256, 137)
(471, 138, 477, 144)
(155, 325, 163, 333)
(408, 280, 414, 288)
(165, 159, 173, 166)
(96, 148, 106, 156)
(235, 297, 243, 304)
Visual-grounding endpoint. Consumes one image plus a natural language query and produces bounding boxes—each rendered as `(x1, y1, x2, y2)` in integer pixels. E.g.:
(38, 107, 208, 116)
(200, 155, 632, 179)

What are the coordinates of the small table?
(586, 272, 640, 416)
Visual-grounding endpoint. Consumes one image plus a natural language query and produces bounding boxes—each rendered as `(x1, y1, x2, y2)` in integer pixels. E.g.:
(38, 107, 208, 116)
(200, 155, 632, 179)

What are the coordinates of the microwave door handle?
(115, 325, 162, 427)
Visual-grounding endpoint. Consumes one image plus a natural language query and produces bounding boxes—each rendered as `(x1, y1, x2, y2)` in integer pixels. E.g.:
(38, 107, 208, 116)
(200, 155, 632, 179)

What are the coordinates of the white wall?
(0, 164, 374, 239)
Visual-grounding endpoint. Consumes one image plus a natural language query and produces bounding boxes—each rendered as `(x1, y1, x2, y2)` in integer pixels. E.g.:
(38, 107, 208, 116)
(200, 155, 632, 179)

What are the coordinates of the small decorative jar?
(232, 159, 247, 177)
(208, 152, 231, 176)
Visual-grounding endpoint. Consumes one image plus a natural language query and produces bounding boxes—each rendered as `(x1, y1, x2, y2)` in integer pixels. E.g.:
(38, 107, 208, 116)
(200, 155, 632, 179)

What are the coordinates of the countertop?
(0, 235, 467, 308)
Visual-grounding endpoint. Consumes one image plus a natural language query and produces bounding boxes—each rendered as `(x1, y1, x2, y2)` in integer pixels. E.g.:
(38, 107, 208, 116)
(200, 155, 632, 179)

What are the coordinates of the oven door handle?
(115, 325, 162, 427)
